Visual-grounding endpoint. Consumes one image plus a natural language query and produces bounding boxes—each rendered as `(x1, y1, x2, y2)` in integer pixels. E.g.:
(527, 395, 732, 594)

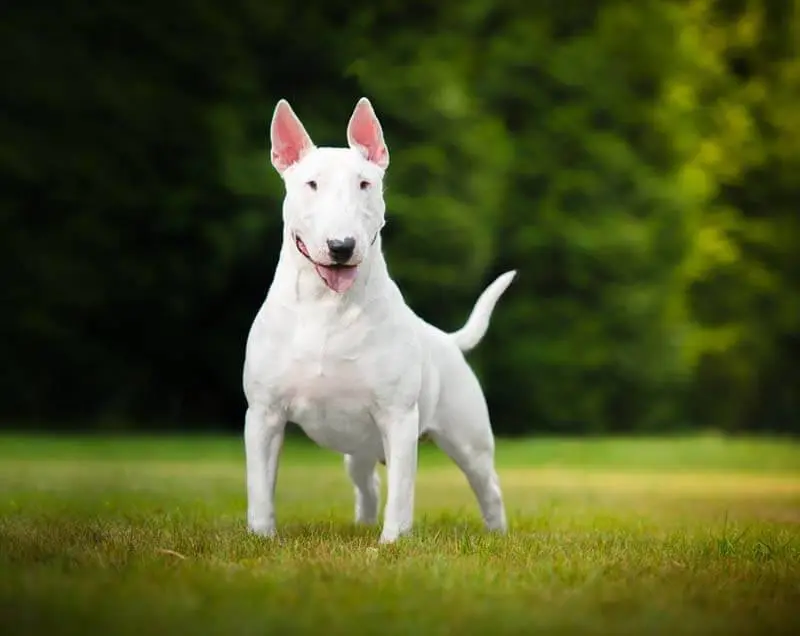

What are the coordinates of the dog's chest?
(277, 308, 383, 455)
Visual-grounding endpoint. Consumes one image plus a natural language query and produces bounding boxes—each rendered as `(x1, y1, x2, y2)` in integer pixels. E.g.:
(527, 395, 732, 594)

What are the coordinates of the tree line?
(1, 0, 797, 434)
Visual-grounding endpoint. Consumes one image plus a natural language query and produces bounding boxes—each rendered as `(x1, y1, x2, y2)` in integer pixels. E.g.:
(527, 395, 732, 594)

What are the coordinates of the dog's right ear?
(270, 99, 315, 174)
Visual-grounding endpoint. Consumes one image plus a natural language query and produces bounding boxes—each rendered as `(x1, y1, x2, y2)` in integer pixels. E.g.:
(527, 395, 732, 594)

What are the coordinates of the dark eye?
(359, 180, 370, 190)
(307, 180, 317, 191)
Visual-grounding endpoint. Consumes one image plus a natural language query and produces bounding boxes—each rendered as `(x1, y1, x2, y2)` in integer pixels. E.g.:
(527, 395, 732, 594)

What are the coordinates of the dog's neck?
(272, 230, 390, 309)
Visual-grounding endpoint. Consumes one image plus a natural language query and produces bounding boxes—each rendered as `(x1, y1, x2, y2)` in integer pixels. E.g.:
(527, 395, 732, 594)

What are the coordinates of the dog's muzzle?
(294, 234, 359, 293)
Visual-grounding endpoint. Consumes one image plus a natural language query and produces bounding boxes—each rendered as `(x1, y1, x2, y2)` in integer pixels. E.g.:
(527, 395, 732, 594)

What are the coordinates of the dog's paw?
(378, 526, 411, 545)
(486, 516, 509, 534)
(247, 521, 277, 539)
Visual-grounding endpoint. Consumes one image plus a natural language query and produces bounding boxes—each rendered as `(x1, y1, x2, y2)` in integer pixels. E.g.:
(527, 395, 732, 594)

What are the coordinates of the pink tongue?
(316, 264, 358, 293)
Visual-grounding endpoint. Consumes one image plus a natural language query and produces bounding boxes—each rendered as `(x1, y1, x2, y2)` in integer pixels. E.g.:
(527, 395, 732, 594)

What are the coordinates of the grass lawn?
(0, 432, 798, 635)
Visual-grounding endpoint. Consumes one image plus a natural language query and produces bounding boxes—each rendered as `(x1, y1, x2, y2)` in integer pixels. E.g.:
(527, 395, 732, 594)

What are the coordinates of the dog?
(243, 97, 516, 543)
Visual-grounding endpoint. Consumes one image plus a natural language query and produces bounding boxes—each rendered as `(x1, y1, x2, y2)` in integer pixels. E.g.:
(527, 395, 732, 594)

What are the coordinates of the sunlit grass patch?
(0, 434, 798, 635)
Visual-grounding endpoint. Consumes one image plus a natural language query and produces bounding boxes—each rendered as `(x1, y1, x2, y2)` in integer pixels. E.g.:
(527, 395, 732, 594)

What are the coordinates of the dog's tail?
(450, 270, 517, 353)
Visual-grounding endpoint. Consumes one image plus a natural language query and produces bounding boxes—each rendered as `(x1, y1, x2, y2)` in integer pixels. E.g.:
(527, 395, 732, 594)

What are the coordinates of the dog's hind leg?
(344, 454, 381, 525)
(431, 414, 507, 533)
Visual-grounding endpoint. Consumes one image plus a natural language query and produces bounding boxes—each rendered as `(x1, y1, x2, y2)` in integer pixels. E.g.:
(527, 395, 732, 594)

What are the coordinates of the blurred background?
(1, 0, 798, 437)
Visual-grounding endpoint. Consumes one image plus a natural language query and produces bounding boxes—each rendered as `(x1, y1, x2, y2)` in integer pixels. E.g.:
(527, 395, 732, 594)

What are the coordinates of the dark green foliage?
(0, 0, 797, 433)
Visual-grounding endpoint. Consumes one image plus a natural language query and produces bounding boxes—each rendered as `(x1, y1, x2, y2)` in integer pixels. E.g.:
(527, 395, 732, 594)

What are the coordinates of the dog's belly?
(283, 366, 383, 457)
(292, 404, 382, 456)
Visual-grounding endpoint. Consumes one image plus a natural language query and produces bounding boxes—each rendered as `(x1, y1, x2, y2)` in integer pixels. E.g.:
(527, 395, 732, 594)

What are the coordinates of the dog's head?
(270, 97, 390, 294)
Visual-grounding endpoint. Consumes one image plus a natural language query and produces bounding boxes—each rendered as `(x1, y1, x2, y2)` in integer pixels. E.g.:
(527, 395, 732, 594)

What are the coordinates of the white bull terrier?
(243, 97, 516, 543)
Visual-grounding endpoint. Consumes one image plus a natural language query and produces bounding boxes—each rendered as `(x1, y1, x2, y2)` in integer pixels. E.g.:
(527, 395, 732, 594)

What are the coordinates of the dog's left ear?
(347, 97, 390, 170)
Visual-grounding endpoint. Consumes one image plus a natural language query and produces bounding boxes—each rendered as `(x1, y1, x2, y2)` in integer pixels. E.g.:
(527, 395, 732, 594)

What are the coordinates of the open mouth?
(294, 235, 358, 293)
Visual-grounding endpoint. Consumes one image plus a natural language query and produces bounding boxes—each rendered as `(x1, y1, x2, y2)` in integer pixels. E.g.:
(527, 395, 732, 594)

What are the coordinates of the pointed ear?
(270, 99, 315, 174)
(347, 97, 389, 170)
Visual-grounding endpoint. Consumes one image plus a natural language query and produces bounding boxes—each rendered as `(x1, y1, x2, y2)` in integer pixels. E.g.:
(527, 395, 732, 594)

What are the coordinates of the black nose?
(327, 237, 356, 264)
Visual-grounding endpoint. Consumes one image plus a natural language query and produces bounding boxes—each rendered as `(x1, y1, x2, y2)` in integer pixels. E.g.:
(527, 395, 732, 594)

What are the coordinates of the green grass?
(1, 433, 798, 635)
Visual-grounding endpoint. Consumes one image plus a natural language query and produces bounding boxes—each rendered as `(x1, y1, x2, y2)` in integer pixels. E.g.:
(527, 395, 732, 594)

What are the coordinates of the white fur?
(243, 97, 516, 543)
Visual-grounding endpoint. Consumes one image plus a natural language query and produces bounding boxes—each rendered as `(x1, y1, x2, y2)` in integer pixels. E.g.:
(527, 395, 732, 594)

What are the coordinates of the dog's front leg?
(244, 405, 286, 537)
(376, 404, 420, 544)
